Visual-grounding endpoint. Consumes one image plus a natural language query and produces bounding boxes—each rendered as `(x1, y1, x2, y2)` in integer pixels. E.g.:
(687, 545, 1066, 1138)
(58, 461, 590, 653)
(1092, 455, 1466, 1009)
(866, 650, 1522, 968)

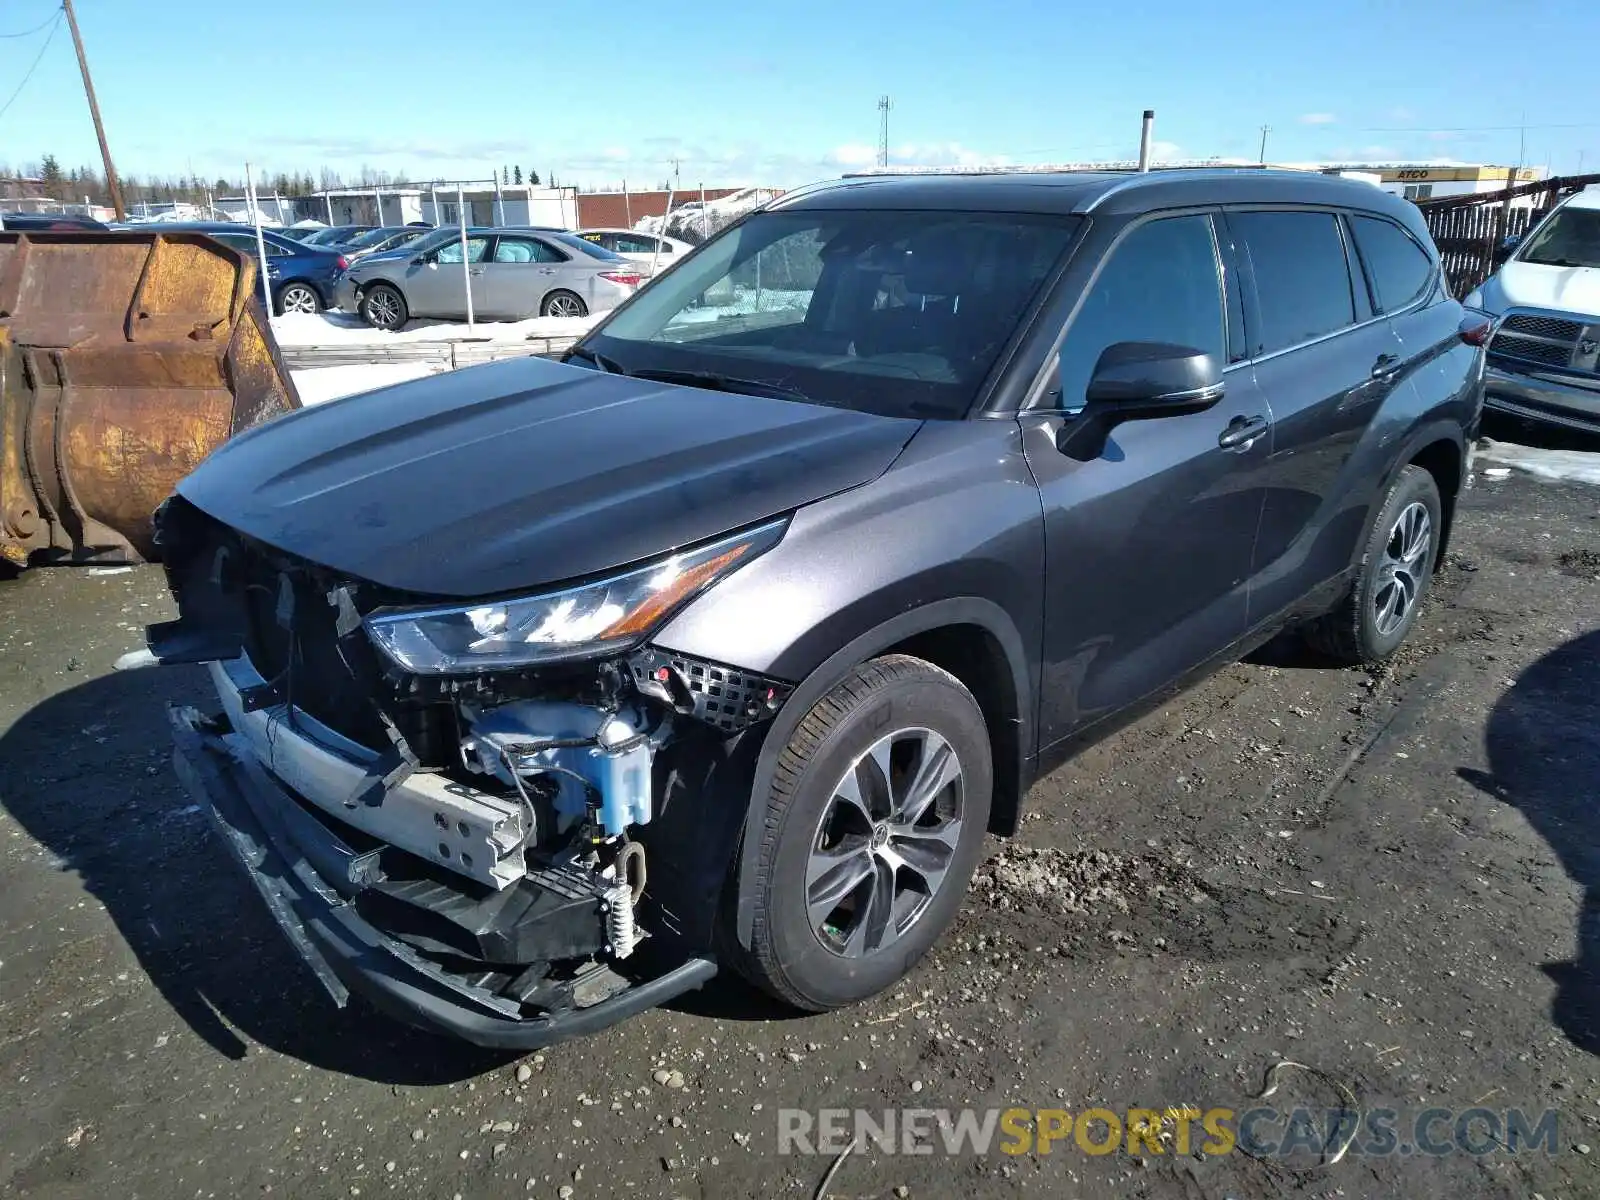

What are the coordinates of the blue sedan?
(117, 221, 349, 315)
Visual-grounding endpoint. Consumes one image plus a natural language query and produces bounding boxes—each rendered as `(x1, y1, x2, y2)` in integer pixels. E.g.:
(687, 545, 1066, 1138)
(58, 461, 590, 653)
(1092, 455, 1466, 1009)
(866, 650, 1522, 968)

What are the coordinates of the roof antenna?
(1138, 110, 1155, 172)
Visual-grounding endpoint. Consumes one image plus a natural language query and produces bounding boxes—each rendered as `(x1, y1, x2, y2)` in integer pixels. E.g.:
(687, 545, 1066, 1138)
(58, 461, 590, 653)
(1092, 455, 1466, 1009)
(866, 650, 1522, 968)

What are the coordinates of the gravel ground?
(1, 444, 1598, 1200)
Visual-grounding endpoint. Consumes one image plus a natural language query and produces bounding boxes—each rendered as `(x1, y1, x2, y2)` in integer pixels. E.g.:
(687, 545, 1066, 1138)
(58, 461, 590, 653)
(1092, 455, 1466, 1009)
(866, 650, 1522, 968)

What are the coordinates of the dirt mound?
(971, 846, 1201, 917)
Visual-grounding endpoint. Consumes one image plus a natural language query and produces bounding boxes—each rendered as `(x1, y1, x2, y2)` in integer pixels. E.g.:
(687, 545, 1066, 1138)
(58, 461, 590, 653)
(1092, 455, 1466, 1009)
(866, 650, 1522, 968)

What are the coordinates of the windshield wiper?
(565, 345, 627, 374)
(628, 368, 813, 404)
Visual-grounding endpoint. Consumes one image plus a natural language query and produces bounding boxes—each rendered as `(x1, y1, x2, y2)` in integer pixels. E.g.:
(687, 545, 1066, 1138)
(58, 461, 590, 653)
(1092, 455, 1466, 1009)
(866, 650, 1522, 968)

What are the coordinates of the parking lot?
(0, 428, 1595, 1200)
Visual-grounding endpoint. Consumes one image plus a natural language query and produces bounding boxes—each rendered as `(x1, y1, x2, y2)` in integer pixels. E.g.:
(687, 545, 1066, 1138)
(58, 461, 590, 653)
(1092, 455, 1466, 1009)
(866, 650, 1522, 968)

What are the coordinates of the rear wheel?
(541, 289, 587, 318)
(729, 655, 992, 1011)
(275, 282, 321, 315)
(360, 283, 408, 331)
(1304, 464, 1442, 664)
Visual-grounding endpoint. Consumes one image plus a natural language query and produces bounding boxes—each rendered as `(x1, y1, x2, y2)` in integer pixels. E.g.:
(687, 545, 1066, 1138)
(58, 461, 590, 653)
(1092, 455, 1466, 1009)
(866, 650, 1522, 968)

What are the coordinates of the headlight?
(364, 519, 786, 674)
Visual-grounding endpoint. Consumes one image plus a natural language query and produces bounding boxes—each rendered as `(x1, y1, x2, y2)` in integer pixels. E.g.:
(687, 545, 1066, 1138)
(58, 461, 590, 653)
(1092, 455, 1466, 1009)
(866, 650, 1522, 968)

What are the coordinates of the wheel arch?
(729, 597, 1033, 948)
(1405, 434, 1465, 565)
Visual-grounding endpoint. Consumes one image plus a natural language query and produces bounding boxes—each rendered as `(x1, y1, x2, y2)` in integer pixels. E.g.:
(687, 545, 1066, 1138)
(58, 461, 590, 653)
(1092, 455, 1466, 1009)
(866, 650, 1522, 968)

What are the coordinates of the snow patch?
(1477, 439, 1600, 486)
(290, 363, 444, 406)
(271, 311, 599, 347)
(635, 187, 781, 244)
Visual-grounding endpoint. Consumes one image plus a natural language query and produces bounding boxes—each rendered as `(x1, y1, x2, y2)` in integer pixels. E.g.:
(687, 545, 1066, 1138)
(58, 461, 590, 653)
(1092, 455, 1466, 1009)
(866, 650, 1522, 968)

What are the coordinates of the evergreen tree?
(39, 153, 64, 198)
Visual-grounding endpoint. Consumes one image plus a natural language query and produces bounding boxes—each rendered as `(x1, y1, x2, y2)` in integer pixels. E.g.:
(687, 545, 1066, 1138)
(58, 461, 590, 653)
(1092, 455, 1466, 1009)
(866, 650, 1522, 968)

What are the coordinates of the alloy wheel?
(280, 285, 318, 314)
(546, 293, 584, 318)
(1373, 500, 1432, 636)
(366, 289, 402, 328)
(806, 727, 966, 958)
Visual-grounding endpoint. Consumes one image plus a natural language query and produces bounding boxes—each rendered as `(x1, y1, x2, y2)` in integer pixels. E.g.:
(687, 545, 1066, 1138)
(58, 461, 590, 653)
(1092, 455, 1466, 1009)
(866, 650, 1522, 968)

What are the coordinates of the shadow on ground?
(1460, 628, 1600, 1055)
(0, 666, 513, 1083)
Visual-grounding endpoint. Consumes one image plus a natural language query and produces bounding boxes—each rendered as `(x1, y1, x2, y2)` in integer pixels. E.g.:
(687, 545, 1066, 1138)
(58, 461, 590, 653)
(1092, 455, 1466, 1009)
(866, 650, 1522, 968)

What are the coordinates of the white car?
(1467, 186, 1600, 434)
(575, 229, 695, 270)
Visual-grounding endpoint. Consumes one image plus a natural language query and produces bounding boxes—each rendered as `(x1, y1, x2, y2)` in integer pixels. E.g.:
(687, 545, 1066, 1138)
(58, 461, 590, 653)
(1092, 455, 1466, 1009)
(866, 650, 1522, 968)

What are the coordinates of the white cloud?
(1300, 113, 1338, 125)
(827, 143, 879, 167)
(893, 141, 1012, 168)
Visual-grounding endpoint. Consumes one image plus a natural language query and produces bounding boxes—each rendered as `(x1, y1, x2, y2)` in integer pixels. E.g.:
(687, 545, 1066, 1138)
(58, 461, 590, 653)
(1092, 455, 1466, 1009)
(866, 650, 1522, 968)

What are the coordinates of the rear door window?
(1056, 214, 1226, 411)
(1348, 215, 1434, 313)
(1233, 211, 1356, 355)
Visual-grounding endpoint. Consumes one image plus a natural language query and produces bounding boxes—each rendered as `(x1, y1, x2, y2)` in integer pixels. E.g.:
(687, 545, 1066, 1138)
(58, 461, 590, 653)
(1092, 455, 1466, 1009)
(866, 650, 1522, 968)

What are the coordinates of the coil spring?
(605, 883, 636, 959)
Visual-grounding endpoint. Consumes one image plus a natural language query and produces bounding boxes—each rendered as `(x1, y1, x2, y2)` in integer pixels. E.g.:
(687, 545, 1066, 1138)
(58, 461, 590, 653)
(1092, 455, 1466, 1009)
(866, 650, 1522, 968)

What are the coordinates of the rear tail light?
(599, 271, 642, 287)
(1458, 313, 1493, 346)
(336, 255, 350, 271)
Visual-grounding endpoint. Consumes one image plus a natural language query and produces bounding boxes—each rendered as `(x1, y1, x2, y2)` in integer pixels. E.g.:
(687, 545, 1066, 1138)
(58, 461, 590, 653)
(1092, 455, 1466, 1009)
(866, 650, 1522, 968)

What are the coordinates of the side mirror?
(1501, 234, 1522, 253)
(1056, 342, 1223, 459)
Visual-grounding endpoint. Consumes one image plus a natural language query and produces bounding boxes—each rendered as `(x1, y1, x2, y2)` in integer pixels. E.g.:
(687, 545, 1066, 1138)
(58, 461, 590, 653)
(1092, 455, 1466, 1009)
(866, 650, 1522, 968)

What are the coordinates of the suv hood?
(176, 357, 921, 598)
(1482, 259, 1600, 318)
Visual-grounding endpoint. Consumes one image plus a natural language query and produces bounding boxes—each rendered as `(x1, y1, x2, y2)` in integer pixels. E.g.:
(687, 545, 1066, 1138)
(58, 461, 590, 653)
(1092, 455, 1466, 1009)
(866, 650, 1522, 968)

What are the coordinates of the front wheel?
(275, 282, 322, 315)
(1303, 464, 1443, 664)
(360, 282, 408, 331)
(730, 654, 992, 1011)
(541, 289, 587, 318)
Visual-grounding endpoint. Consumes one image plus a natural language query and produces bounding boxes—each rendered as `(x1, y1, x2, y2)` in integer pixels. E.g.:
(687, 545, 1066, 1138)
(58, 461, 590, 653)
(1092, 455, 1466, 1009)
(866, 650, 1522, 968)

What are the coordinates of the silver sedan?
(338, 227, 642, 329)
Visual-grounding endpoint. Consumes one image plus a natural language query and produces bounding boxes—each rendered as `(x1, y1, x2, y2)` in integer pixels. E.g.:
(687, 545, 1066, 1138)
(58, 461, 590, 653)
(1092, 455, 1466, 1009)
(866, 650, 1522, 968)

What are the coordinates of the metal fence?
(1418, 172, 1600, 297)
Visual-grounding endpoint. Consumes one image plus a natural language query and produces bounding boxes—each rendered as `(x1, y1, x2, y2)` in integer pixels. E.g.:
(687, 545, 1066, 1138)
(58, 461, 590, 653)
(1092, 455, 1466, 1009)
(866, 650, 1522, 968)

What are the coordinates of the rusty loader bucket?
(0, 230, 300, 569)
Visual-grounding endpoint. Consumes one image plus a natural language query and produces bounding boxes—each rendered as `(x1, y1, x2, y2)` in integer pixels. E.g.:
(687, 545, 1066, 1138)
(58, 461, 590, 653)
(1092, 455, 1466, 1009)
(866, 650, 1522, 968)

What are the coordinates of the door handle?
(468, 267, 485, 276)
(1218, 414, 1270, 450)
(1371, 353, 1401, 379)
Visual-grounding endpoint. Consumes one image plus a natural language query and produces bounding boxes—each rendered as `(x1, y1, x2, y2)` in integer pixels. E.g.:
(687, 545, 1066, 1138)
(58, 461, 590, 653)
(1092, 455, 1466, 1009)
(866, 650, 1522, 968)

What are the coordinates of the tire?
(360, 283, 408, 331)
(1304, 464, 1443, 664)
(275, 282, 322, 316)
(541, 289, 587, 318)
(730, 654, 993, 1011)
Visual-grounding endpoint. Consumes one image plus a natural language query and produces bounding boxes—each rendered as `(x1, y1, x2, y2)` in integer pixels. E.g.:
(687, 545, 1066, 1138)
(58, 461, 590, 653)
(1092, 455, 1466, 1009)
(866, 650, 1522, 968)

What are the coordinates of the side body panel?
(1240, 212, 1479, 628)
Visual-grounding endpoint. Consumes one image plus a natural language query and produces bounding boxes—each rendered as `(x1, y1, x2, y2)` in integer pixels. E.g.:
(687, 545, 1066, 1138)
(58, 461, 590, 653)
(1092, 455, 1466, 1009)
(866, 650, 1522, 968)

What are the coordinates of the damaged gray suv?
(152, 170, 1484, 1047)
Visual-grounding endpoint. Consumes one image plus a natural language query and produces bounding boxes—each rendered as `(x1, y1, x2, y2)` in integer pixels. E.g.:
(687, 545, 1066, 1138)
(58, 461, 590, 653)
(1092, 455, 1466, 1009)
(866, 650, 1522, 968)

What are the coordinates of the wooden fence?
(1418, 172, 1600, 297)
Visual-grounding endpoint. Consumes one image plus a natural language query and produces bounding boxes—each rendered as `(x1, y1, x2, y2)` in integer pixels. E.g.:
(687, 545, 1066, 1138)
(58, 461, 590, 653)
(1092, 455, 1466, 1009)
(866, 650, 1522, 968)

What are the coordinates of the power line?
(0, 5, 61, 39)
(0, 9, 63, 122)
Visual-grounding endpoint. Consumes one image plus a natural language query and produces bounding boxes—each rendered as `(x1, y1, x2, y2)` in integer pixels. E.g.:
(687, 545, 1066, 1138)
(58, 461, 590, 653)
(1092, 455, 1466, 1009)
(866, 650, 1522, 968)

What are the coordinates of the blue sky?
(3, 0, 1598, 188)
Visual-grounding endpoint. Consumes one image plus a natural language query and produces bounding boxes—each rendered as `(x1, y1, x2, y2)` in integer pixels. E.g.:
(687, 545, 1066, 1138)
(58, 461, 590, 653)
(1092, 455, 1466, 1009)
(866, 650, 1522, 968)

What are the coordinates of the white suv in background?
(1467, 186, 1600, 434)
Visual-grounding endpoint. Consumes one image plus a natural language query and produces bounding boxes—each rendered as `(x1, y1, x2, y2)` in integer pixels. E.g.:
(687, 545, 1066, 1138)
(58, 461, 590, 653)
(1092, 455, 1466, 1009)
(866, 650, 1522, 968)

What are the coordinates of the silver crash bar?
(209, 656, 528, 889)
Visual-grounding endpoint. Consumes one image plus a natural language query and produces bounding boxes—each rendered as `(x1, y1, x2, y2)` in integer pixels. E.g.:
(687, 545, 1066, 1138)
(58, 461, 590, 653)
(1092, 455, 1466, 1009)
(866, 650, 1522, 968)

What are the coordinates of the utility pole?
(63, 0, 126, 220)
(1258, 124, 1271, 165)
(878, 95, 892, 168)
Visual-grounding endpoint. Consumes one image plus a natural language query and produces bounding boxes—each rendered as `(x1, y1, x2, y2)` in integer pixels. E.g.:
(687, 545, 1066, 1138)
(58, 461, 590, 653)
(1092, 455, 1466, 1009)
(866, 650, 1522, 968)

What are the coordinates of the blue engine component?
(461, 700, 656, 837)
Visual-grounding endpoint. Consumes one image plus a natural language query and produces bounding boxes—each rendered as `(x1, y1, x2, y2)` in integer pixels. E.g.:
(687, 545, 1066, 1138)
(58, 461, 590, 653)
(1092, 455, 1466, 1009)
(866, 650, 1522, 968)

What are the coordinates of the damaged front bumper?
(169, 701, 718, 1049)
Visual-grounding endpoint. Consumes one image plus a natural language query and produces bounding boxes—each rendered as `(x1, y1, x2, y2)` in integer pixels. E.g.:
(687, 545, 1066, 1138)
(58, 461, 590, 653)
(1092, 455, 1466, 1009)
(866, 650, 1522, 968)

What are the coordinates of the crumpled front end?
(150, 495, 791, 1047)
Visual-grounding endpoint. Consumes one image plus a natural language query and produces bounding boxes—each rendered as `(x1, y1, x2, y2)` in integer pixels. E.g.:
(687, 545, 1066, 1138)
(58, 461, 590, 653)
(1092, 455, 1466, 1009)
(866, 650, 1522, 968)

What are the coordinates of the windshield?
(1518, 207, 1600, 268)
(585, 208, 1080, 419)
(365, 227, 455, 260)
(346, 227, 400, 249)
